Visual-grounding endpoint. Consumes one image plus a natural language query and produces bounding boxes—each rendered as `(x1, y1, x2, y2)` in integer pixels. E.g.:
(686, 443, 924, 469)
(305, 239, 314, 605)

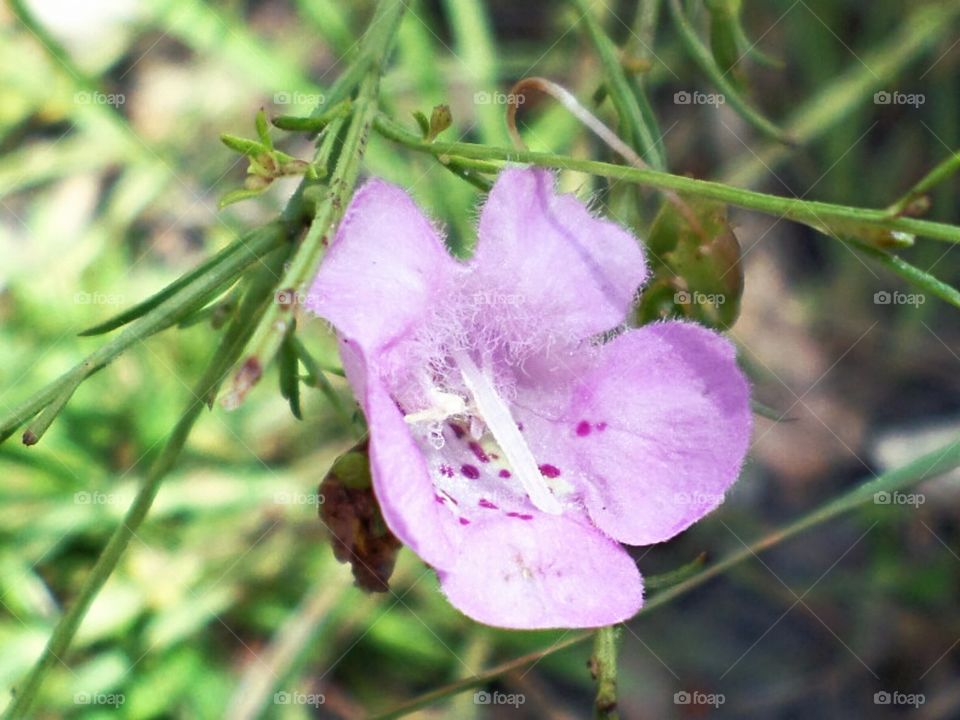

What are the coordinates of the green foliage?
(2, 0, 960, 717)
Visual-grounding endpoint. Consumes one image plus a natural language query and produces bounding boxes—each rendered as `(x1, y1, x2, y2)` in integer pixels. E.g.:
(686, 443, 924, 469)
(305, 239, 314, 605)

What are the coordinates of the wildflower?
(306, 168, 751, 628)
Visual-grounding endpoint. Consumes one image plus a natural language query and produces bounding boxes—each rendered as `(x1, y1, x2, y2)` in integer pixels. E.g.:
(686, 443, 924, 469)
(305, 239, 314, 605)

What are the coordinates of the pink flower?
(306, 168, 751, 629)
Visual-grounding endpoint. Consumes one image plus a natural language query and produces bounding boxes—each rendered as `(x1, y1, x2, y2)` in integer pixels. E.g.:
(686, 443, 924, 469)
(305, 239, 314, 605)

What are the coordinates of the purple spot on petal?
(517, 421, 525, 431)
(498, 469, 511, 478)
(576, 420, 591, 437)
(468, 441, 490, 463)
(461, 464, 480, 480)
(449, 423, 466, 439)
(434, 494, 446, 504)
(459, 517, 471, 525)
(595, 422, 608, 432)
(478, 498, 499, 509)
(439, 464, 454, 478)
(539, 464, 561, 478)
(507, 511, 535, 520)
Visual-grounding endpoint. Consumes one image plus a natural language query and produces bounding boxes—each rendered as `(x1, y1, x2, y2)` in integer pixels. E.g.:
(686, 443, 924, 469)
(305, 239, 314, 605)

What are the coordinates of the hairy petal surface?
(305, 179, 460, 353)
(347, 343, 460, 570)
(471, 169, 647, 343)
(513, 321, 752, 546)
(439, 514, 643, 628)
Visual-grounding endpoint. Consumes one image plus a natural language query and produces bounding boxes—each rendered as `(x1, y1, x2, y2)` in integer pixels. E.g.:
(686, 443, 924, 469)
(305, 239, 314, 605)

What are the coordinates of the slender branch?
(571, 0, 665, 169)
(372, 114, 960, 244)
(222, 0, 406, 409)
(591, 626, 621, 719)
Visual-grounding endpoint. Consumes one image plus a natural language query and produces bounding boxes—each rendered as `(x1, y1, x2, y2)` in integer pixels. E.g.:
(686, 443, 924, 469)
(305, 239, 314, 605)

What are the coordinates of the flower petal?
(439, 514, 643, 628)
(339, 339, 460, 570)
(305, 179, 460, 353)
(513, 321, 752, 546)
(472, 168, 647, 340)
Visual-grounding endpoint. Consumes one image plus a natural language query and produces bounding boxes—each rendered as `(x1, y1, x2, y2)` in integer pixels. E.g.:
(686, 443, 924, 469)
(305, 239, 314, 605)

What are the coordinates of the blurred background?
(1, 0, 959, 717)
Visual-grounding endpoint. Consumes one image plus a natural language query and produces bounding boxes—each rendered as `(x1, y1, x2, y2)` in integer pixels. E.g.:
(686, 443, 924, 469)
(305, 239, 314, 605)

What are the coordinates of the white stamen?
(404, 387, 467, 425)
(453, 350, 563, 515)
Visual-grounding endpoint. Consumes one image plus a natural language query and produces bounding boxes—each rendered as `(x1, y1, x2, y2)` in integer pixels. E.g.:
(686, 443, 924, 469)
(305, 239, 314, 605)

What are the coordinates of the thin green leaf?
(255, 108, 273, 149)
(278, 325, 303, 420)
(667, 0, 791, 143)
(78, 235, 253, 336)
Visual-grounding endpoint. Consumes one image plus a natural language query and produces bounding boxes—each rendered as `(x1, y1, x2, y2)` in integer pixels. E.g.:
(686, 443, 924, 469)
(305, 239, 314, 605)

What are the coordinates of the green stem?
(372, 114, 960, 244)
(887, 148, 960, 215)
(573, 0, 665, 169)
(666, 0, 789, 143)
(369, 431, 960, 719)
(592, 626, 621, 720)
(223, 0, 406, 409)
(2, 247, 291, 720)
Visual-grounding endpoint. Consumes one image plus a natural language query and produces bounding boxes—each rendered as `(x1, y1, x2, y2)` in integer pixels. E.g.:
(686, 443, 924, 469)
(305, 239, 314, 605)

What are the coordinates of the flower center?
(451, 350, 562, 515)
